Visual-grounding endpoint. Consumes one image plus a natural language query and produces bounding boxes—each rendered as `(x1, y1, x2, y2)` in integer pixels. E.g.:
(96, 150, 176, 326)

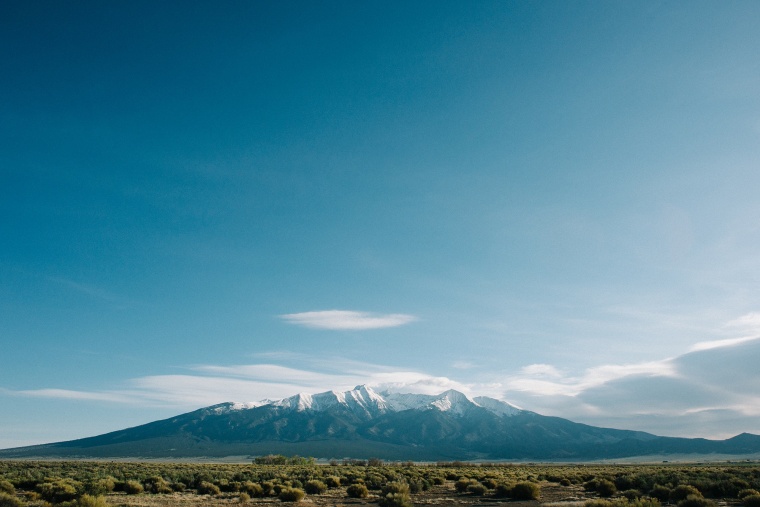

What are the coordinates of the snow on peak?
(473, 396, 522, 417)
(430, 390, 477, 415)
(224, 387, 522, 418)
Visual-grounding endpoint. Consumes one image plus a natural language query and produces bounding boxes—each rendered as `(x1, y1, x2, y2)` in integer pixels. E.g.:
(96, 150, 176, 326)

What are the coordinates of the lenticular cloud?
(280, 310, 417, 330)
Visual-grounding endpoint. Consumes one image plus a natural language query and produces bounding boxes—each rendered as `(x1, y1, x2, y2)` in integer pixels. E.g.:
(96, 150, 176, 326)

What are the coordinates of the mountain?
(3, 385, 760, 461)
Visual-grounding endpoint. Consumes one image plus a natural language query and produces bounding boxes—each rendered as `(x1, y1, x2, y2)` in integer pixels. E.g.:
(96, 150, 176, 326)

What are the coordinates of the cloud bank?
(501, 330, 760, 438)
(4, 313, 760, 439)
(280, 310, 417, 330)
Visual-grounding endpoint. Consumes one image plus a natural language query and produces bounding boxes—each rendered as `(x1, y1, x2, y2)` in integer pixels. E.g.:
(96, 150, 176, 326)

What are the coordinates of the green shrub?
(467, 484, 487, 496)
(677, 495, 715, 507)
(36, 480, 80, 503)
(512, 481, 541, 500)
(671, 486, 702, 502)
(241, 482, 263, 497)
(303, 480, 326, 495)
(379, 482, 412, 507)
(238, 492, 250, 503)
(197, 481, 221, 496)
(650, 485, 671, 501)
(0, 483, 15, 496)
(278, 487, 305, 502)
(494, 483, 514, 498)
(0, 493, 24, 507)
(744, 495, 760, 507)
(596, 479, 617, 498)
(455, 478, 478, 493)
(144, 477, 172, 494)
(740, 490, 760, 500)
(123, 480, 143, 495)
(561, 478, 573, 487)
(622, 489, 643, 500)
(75, 495, 108, 507)
(325, 476, 341, 488)
(481, 478, 498, 489)
(347, 484, 369, 498)
(84, 478, 115, 496)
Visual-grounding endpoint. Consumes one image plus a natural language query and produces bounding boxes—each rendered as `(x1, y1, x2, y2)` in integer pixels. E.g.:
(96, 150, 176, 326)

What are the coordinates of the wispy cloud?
(506, 360, 677, 397)
(280, 310, 417, 330)
(690, 335, 760, 352)
(3, 356, 474, 409)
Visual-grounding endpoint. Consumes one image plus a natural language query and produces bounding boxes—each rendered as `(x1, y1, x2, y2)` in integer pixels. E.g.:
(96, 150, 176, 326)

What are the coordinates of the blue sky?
(2, 0, 760, 449)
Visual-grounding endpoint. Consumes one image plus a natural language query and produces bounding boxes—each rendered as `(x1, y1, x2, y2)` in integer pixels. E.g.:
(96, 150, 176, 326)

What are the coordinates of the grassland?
(2, 459, 760, 507)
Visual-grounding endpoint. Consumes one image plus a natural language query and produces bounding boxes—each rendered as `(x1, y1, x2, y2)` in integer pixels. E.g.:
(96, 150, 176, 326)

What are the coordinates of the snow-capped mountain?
(223, 385, 522, 419)
(4, 386, 760, 461)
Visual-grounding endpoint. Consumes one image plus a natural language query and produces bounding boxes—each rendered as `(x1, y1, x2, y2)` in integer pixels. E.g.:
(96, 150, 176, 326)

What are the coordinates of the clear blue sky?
(2, 0, 760, 448)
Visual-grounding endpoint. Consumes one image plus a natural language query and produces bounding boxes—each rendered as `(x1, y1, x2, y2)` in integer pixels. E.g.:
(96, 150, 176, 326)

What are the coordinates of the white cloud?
(505, 359, 676, 397)
(519, 363, 563, 378)
(499, 323, 760, 438)
(690, 335, 760, 352)
(725, 312, 760, 332)
(15, 388, 133, 403)
(5, 358, 474, 410)
(280, 310, 417, 330)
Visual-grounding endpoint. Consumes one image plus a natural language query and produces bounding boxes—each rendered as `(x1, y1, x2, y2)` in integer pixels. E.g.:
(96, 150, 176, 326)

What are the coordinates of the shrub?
(740, 490, 760, 500)
(84, 478, 115, 496)
(241, 482, 263, 497)
(744, 495, 760, 507)
(467, 484, 487, 496)
(76, 495, 108, 507)
(650, 485, 671, 502)
(455, 479, 478, 493)
(197, 481, 221, 496)
(494, 483, 514, 498)
(278, 488, 305, 502)
(677, 495, 715, 507)
(123, 480, 143, 495)
(671, 486, 702, 502)
(325, 476, 341, 488)
(481, 478, 498, 489)
(144, 477, 172, 495)
(379, 482, 412, 507)
(304, 481, 326, 495)
(512, 481, 541, 500)
(622, 489, 643, 500)
(561, 478, 573, 487)
(0, 493, 23, 507)
(0, 483, 14, 496)
(238, 492, 250, 503)
(346, 484, 369, 498)
(260, 482, 276, 496)
(36, 480, 80, 503)
(596, 479, 617, 498)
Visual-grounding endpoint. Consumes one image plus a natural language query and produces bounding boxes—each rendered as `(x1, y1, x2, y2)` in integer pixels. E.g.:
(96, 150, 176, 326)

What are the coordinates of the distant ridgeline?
(3, 385, 760, 460)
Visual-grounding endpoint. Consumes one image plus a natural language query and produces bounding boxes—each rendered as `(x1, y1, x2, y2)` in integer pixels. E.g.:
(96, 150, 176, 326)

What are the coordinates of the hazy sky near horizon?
(3, 1, 760, 449)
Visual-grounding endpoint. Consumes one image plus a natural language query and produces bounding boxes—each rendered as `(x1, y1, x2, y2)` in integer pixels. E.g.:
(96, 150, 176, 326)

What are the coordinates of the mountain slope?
(2, 385, 759, 460)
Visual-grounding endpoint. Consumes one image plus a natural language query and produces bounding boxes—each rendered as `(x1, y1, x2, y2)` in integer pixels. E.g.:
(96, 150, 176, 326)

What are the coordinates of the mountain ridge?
(2, 385, 759, 461)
